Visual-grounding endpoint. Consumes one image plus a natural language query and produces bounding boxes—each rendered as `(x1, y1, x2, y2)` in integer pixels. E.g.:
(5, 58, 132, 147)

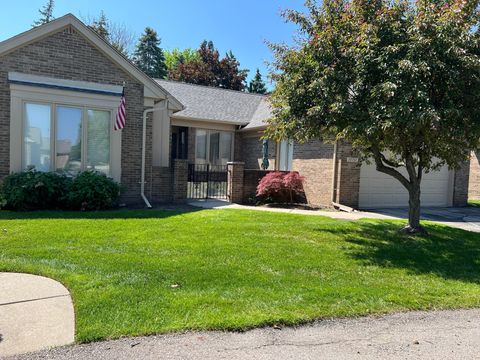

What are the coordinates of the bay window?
(23, 102, 112, 175)
(195, 129, 234, 165)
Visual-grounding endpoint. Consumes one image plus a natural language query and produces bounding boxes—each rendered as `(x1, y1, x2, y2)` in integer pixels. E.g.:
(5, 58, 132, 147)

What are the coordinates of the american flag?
(114, 87, 126, 131)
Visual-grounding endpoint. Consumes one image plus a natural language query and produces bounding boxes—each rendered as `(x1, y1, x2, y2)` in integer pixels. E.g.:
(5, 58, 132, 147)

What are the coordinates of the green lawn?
(0, 209, 479, 342)
(469, 199, 480, 207)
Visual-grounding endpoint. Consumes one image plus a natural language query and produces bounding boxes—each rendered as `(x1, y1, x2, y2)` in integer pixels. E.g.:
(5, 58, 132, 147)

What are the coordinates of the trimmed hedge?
(0, 169, 120, 211)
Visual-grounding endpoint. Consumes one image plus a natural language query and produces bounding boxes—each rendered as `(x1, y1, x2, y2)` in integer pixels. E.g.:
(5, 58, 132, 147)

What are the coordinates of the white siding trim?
(8, 72, 123, 95)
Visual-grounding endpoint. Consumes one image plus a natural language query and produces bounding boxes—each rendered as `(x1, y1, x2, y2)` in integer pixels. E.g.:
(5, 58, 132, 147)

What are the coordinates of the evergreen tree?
(89, 11, 109, 40)
(248, 68, 267, 94)
(133, 27, 167, 79)
(32, 0, 55, 27)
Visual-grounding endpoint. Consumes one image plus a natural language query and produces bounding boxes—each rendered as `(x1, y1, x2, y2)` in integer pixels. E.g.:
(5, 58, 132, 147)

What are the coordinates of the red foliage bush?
(256, 171, 305, 203)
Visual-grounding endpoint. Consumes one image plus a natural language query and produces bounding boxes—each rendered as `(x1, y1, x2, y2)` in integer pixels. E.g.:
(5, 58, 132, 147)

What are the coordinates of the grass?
(0, 208, 480, 342)
(469, 199, 480, 207)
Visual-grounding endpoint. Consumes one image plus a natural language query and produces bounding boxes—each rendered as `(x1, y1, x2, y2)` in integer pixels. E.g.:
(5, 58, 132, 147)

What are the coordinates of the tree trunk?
(402, 183, 426, 234)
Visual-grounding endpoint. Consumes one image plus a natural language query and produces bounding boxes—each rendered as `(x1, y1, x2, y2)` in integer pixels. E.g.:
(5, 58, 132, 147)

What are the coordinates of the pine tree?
(133, 27, 167, 79)
(248, 69, 267, 94)
(89, 11, 109, 40)
(32, 0, 55, 27)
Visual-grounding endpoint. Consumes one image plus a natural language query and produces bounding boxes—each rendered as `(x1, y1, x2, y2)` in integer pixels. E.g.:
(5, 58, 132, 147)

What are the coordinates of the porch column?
(227, 161, 245, 204)
(173, 159, 188, 203)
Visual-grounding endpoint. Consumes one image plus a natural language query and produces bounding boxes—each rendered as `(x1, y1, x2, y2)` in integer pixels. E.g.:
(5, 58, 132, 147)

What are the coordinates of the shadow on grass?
(324, 221, 480, 284)
(0, 205, 203, 220)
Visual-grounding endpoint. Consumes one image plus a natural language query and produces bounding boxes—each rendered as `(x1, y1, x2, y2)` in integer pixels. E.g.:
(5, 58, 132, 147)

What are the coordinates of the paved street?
(9, 309, 480, 360)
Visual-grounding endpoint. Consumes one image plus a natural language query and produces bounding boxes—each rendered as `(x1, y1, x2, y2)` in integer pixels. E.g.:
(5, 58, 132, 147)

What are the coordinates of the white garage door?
(359, 161, 453, 208)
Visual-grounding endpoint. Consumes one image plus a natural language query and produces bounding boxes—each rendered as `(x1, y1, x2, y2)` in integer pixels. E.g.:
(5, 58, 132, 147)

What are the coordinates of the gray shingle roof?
(155, 79, 271, 128)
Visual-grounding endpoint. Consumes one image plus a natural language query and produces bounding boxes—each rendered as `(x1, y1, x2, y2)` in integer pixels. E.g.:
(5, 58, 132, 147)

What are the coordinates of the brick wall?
(237, 131, 276, 170)
(335, 142, 361, 208)
(243, 169, 270, 203)
(172, 159, 188, 202)
(291, 140, 335, 207)
(150, 166, 173, 203)
(469, 150, 480, 200)
(227, 162, 245, 203)
(453, 160, 470, 206)
(0, 26, 160, 203)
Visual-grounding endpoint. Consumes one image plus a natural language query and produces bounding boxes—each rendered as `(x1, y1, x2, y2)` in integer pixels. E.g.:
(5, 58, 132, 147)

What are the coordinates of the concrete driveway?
(364, 207, 480, 232)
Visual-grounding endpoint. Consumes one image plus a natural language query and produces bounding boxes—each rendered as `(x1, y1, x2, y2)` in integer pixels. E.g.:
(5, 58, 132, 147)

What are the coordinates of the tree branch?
(370, 147, 411, 190)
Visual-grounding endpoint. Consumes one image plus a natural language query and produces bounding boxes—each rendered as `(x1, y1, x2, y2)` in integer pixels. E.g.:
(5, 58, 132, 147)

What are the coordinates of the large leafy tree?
(219, 51, 249, 90)
(165, 48, 200, 73)
(169, 41, 248, 90)
(32, 0, 55, 27)
(268, 0, 480, 233)
(248, 68, 268, 94)
(134, 27, 167, 79)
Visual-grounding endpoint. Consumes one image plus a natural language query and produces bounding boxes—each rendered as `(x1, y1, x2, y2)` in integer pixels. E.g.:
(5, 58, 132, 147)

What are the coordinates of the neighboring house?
(469, 151, 480, 201)
(0, 14, 473, 208)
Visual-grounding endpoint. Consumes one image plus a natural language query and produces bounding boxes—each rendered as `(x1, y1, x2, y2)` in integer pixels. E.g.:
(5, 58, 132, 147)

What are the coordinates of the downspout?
(331, 140, 338, 204)
(141, 99, 168, 208)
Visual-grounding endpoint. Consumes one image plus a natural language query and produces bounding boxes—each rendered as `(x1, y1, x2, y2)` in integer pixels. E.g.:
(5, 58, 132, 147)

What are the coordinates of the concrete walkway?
(188, 199, 392, 220)
(188, 200, 480, 232)
(0, 273, 75, 357)
(8, 309, 480, 360)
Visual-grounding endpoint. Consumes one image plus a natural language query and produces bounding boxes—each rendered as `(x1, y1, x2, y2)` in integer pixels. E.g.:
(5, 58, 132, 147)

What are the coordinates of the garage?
(358, 160, 454, 208)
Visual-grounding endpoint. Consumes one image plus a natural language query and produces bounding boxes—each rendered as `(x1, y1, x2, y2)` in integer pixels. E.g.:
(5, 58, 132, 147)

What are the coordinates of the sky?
(0, 0, 307, 87)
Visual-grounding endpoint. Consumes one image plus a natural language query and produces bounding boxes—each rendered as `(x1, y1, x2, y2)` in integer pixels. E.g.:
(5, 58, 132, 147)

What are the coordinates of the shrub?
(65, 170, 120, 211)
(256, 171, 305, 204)
(0, 191, 6, 210)
(0, 169, 71, 210)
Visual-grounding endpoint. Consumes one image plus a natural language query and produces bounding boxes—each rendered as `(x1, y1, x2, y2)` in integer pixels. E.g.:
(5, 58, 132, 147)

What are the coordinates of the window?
(56, 106, 82, 172)
(24, 103, 51, 171)
(87, 110, 110, 174)
(278, 140, 294, 171)
(23, 102, 111, 175)
(195, 129, 233, 165)
(195, 129, 208, 163)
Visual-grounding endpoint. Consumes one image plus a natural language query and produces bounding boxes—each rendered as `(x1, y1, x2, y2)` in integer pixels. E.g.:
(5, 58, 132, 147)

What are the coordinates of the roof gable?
(0, 14, 183, 111)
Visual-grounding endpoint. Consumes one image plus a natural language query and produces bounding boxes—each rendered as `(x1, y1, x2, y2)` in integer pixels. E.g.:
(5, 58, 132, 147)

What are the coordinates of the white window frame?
(10, 83, 122, 181)
(194, 128, 235, 165)
(277, 140, 294, 171)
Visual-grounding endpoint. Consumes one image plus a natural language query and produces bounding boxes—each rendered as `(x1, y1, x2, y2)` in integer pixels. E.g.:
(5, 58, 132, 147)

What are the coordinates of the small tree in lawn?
(268, 0, 480, 233)
(134, 27, 167, 79)
(248, 68, 268, 94)
(32, 0, 55, 27)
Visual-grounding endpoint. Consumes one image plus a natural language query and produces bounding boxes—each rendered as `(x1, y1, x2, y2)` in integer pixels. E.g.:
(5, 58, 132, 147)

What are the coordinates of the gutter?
(141, 100, 168, 208)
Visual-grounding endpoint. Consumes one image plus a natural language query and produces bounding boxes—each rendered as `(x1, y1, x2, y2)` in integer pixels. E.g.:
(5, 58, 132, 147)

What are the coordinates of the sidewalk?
(187, 199, 393, 220)
(0, 273, 75, 357)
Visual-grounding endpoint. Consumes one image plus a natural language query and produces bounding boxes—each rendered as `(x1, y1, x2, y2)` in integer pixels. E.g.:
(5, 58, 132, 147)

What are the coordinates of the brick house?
(0, 14, 475, 208)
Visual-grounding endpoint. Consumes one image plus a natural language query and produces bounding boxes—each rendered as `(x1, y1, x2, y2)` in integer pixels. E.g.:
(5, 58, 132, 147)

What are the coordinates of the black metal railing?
(187, 164, 228, 199)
